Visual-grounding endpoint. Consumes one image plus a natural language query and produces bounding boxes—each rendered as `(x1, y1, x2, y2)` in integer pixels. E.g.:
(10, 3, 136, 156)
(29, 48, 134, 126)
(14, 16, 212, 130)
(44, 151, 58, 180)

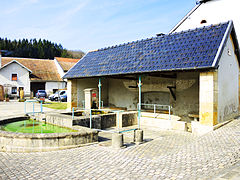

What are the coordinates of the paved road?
(0, 100, 63, 118)
(0, 101, 239, 179)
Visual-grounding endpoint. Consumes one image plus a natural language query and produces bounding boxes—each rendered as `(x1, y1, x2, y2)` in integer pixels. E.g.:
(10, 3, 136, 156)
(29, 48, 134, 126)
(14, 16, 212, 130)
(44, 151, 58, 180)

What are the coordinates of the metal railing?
(24, 100, 43, 115)
(138, 103, 172, 120)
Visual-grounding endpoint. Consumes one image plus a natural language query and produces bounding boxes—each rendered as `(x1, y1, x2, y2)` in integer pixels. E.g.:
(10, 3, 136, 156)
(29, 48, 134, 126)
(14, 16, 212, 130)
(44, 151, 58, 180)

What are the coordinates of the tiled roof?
(55, 57, 79, 72)
(64, 21, 236, 79)
(1, 57, 63, 81)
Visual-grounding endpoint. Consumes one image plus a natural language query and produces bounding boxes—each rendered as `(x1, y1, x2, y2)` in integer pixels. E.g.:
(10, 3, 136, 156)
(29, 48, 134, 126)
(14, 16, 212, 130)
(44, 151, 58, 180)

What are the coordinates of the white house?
(0, 55, 79, 97)
(170, 0, 240, 39)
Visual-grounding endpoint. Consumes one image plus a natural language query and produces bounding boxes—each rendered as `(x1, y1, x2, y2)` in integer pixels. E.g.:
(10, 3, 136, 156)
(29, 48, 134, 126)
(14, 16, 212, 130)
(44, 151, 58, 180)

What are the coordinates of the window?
(12, 74, 17, 81)
(12, 87, 17, 94)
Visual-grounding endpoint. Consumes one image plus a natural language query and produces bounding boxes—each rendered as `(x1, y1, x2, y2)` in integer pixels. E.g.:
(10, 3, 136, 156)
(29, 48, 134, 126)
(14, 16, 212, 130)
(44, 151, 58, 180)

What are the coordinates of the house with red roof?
(0, 54, 79, 98)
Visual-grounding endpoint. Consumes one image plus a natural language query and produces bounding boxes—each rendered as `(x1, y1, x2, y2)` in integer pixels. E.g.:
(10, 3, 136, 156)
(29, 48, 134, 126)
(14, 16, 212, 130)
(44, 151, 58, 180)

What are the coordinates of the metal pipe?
(154, 104, 156, 117)
(119, 128, 137, 133)
(117, 111, 120, 131)
(40, 100, 43, 113)
(24, 101, 26, 114)
(138, 75, 142, 129)
(90, 109, 92, 129)
(169, 106, 171, 120)
(98, 78, 101, 109)
(72, 107, 74, 120)
(33, 102, 35, 116)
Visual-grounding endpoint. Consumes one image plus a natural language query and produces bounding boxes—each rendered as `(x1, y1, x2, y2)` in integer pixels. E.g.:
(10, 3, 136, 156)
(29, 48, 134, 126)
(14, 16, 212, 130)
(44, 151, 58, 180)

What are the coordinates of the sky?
(0, 0, 196, 53)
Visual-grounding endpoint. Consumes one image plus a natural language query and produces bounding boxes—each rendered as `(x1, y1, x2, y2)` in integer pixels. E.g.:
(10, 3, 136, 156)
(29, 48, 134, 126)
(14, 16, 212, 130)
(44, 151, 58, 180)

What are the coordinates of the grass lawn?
(43, 102, 67, 110)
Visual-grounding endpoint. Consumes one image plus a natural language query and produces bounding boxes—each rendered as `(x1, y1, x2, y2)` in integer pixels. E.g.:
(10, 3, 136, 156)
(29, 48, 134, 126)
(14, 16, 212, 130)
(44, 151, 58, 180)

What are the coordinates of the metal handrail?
(138, 103, 172, 120)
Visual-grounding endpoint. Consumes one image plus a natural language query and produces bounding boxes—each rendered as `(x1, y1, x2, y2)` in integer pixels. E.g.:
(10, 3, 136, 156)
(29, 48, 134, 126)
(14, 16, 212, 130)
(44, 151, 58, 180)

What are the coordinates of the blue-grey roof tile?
(64, 22, 231, 79)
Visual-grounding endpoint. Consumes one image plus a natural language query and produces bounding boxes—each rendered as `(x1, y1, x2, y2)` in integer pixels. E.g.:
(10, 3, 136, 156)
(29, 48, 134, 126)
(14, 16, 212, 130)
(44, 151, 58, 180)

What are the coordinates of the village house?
(64, 21, 240, 134)
(0, 55, 79, 98)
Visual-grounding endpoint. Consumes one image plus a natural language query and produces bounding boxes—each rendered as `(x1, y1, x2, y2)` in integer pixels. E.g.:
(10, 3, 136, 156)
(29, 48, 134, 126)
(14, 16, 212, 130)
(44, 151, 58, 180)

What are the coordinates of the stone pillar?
(134, 129, 143, 144)
(112, 133, 123, 149)
(84, 89, 92, 110)
(199, 71, 218, 126)
(67, 79, 78, 110)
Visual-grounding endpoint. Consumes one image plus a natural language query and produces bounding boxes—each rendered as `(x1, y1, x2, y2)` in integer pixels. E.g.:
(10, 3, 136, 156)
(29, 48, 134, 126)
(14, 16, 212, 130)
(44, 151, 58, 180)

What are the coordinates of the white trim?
(63, 52, 88, 79)
(54, 58, 65, 78)
(0, 60, 32, 73)
(169, 3, 201, 34)
(212, 21, 233, 67)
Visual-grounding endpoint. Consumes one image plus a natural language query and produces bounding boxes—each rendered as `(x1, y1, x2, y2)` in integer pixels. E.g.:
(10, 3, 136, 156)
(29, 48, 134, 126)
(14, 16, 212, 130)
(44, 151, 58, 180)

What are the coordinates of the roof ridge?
(2, 57, 53, 61)
(91, 21, 230, 53)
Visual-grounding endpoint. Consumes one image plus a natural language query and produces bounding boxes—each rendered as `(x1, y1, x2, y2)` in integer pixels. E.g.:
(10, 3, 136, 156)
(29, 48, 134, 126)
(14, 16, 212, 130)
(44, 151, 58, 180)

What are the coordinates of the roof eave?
(64, 66, 216, 79)
(0, 60, 32, 73)
(212, 21, 240, 68)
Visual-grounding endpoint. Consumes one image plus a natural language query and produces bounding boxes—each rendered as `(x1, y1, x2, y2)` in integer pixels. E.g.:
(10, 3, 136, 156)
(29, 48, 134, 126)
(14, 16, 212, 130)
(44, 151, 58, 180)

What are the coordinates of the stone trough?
(0, 116, 98, 152)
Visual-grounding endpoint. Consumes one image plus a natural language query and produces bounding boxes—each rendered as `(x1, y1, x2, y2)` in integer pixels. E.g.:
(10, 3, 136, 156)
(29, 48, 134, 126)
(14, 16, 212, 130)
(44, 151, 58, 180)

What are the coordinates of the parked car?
(49, 90, 67, 101)
(60, 93, 67, 102)
(36, 90, 47, 98)
(48, 92, 58, 101)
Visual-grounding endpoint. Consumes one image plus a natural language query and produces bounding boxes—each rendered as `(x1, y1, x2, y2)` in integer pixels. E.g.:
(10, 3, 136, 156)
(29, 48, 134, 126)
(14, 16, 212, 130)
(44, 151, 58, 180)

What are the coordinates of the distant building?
(0, 56, 79, 97)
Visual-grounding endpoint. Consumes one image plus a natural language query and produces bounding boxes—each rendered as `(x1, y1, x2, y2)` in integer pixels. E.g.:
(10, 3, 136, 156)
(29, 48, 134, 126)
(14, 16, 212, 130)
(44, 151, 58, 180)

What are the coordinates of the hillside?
(0, 37, 85, 59)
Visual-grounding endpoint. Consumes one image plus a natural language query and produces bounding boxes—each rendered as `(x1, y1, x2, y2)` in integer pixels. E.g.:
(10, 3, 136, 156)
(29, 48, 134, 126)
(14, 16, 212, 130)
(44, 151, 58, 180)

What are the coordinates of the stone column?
(67, 79, 78, 110)
(84, 89, 92, 110)
(199, 71, 218, 126)
(112, 133, 123, 149)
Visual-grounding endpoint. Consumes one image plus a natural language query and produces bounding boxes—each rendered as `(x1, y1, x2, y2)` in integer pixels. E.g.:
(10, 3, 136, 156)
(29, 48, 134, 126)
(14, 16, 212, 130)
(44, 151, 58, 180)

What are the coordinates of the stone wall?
(173, 72, 199, 122)
(122, 112, 138, 127)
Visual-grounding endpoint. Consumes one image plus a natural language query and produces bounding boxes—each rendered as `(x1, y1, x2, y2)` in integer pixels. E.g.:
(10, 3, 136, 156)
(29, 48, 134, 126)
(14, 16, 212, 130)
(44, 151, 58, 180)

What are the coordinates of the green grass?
(43, 102, 67, 110)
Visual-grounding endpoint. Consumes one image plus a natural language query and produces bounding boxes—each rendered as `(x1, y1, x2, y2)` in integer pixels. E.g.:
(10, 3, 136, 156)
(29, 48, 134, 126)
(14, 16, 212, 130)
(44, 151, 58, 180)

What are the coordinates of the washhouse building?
(64, 21, 240, 134)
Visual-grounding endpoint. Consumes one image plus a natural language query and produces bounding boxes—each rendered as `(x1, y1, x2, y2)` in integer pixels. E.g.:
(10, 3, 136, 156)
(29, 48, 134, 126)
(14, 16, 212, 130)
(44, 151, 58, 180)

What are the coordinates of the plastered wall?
(173, 72, 199, 122)
(45, 81, 66, 95)
(0, 62, 30, 96)
(75, 78, 108, 108)
(217, 36, 239, 122)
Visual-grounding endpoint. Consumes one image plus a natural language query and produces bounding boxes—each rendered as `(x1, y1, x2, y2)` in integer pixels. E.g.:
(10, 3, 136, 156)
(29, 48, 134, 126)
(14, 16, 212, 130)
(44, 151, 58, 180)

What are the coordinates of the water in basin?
(0, 119, 77, 133)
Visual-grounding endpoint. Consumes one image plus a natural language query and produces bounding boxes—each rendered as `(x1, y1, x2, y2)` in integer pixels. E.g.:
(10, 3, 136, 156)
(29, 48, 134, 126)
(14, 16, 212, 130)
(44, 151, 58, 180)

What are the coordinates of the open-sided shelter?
(64, 21, 240, 134)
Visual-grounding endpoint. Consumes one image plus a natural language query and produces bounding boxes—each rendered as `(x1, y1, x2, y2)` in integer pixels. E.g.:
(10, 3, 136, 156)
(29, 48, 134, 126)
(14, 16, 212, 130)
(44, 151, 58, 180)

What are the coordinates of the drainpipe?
(138, 76, 142, 129)
(98, 78, 101, 109)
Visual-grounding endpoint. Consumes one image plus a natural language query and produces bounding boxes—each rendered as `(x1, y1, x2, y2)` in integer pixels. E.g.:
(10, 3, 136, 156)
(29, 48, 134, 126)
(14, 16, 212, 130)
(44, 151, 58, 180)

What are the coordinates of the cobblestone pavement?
(0, 117, 239, 179)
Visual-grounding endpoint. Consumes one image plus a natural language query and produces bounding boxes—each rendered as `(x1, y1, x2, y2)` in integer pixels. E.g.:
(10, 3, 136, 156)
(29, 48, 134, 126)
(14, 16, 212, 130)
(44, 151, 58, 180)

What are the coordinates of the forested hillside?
(0, 38, 84, 59)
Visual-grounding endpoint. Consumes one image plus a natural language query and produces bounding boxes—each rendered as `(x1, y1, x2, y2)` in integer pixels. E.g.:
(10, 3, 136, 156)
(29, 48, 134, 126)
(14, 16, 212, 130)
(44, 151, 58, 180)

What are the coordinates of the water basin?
(1, 119, 77, 133)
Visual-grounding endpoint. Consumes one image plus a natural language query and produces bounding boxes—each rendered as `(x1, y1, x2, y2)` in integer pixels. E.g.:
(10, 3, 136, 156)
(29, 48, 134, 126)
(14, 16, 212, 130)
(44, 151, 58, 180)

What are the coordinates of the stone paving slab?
(0, 118, 239, 179)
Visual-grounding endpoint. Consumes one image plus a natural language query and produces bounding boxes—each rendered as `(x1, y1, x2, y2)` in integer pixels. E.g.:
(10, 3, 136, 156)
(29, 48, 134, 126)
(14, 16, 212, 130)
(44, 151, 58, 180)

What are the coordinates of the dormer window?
(12, 74, 17, 81)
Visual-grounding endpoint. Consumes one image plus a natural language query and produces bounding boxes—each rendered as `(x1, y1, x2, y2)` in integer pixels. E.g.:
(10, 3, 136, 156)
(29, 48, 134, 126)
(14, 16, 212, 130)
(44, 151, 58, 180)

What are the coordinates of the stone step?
(140, 116, 187, 131)
(140, 112, 181, 121)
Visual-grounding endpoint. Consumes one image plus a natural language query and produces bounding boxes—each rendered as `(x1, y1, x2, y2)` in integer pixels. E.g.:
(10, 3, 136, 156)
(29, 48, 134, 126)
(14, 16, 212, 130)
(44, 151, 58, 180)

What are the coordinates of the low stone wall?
(0, 116, 98, 152)
(122, 112, 138, 127)
(44, 111, 137, 130)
